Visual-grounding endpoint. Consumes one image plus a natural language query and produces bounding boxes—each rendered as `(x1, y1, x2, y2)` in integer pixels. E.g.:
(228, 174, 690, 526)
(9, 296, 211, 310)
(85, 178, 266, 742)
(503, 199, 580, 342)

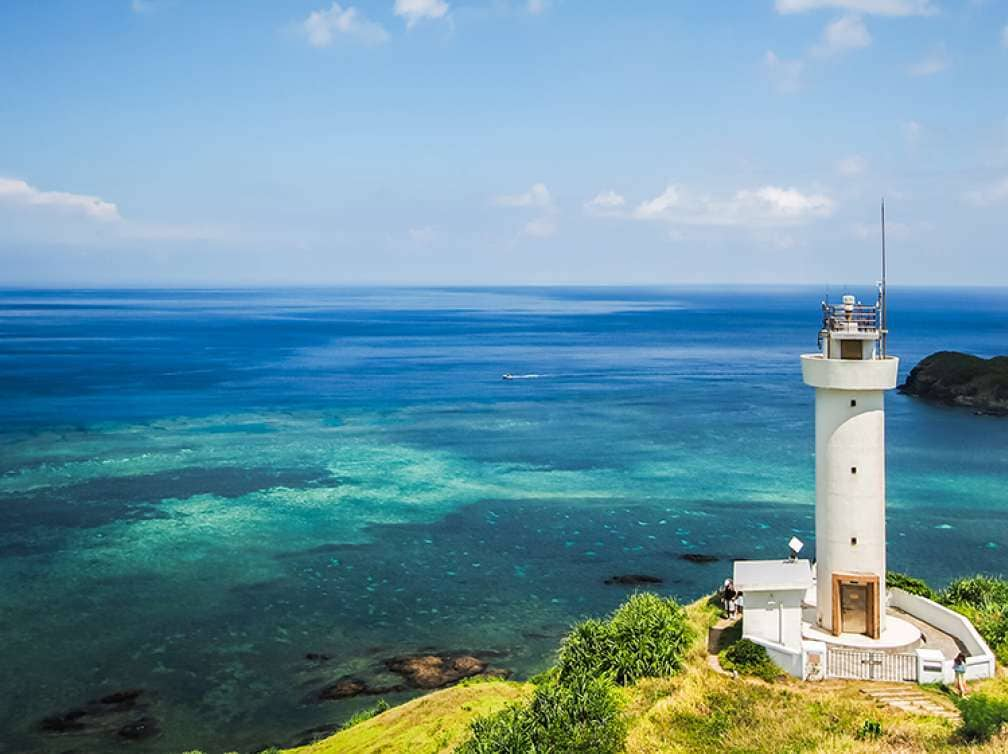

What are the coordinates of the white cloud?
(524, 217, 557, 237)
(633, 186, 681, 219)
(1002, 24, 1008, 48)
(394, 0, 449, 27)
(584, 190, 626, 214)
(837, 154, 868, 176)
(131, 0, 155, 13)
(630, 184, 834, 227)
(764, 50, 804, 93)
(814, 15, 872, 56)
(0, 177, 121, 222)
(302, 3, 389, 46)
(775, 0, 936, 16)
(965, 177, 1008, 206)
(909, 44, 949, 76)
(494, 182, 552, 208)
(527, 0, 548, 14)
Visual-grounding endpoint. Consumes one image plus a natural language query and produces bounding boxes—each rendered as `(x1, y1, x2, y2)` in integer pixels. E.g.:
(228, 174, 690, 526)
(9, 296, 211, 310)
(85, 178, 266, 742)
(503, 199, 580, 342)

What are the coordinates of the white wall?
(746, 636, 804, 678)
(742, 588, 805, 651)
(813, 387, 888, 632)
(889, 588, 996, 680)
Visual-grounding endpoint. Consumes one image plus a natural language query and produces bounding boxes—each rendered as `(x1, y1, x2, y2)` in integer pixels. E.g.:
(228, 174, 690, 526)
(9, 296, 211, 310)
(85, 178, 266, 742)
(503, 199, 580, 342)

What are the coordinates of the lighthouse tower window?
(840, 340, 862, 360)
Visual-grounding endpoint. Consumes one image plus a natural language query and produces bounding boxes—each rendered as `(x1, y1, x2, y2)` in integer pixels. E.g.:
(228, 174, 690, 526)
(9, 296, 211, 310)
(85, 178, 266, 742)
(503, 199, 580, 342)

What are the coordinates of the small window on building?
(851, 537, 858, 545)
(850, 399, 857, 407)
(851, 466, 857, 474)
(840, 340, 862, 360)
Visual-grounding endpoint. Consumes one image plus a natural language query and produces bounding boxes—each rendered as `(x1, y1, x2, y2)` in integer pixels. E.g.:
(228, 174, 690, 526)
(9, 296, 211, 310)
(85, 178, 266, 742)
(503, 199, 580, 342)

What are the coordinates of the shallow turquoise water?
(0, 287, 1006, 752)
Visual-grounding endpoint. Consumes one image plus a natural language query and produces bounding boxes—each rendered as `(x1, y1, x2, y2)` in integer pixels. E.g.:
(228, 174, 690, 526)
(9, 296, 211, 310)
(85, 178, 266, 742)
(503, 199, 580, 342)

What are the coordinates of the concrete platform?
(802, 614, 922, 651)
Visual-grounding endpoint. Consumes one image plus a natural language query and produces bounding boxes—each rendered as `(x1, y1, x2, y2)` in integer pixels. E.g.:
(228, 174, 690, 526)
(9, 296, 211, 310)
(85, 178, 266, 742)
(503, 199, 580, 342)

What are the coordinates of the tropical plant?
(458, 670, 626, 754)
(556, 592, 693, 685)
(957, 693, 1008, 743)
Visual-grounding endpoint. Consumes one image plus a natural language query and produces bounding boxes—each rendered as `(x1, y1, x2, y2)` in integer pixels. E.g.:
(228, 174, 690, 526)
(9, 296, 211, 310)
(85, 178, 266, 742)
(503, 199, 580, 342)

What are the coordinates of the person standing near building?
(953, 652, 968, 697)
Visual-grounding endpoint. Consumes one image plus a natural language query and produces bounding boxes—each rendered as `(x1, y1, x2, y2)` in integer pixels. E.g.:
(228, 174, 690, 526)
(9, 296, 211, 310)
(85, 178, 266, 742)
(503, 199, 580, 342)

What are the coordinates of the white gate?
(827, 648, 917, 682)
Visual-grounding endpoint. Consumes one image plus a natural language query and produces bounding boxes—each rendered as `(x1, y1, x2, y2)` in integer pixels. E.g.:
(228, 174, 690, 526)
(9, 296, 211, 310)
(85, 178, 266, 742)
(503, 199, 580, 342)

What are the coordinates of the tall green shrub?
(458, 671, 626, 754)
(556, 592, 693, 684)
(942, 575, 1008, 610)
(886, 571, 938, 601)
(957, 694, 1008, 743)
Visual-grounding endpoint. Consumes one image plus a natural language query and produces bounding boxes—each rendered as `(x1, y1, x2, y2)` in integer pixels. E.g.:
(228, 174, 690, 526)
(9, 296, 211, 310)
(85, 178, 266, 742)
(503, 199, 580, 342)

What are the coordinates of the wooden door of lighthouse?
(831, 573, 880, 639)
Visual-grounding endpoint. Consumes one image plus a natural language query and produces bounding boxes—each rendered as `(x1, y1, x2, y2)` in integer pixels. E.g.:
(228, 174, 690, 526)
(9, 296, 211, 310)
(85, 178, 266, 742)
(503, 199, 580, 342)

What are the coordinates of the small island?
(899, 351, 1008, 416)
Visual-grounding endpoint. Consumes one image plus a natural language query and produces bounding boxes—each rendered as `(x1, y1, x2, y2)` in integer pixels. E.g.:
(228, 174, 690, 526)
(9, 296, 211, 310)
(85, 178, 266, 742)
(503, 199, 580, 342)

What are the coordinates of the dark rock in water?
(383, 654, 509, 689)
(305, 652, 332, 662)
(39, 709, 89, 733)
(604, 574, 663, 586)
(97, 689, 144, 706)
(680, 553, 719, 564)
(317, 677, 369, 700)
(40, 689, 154, 740)
(899, 351, 1008, 416)
(117, 716, 160, 741)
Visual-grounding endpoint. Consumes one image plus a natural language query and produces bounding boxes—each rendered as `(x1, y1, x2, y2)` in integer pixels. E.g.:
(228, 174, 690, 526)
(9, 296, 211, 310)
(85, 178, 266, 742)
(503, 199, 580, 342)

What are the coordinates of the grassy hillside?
(185, 590, 1007, 754)
(264, 596, 1008, 754)
(284, 680, 530, 754)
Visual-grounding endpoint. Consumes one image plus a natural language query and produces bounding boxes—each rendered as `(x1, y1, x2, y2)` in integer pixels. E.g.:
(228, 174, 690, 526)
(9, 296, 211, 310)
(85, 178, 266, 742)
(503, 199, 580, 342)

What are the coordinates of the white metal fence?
(827, 648, 917, 682)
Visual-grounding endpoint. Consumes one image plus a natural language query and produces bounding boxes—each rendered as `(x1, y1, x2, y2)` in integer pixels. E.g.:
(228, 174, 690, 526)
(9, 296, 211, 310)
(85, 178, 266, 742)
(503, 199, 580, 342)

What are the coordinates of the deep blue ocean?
(1, 286, 1006, 753)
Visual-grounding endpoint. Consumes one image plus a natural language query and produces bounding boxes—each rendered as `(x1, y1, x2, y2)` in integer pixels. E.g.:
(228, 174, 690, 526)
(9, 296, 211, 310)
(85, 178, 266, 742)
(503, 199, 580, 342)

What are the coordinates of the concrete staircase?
(861, 686, 960, 720)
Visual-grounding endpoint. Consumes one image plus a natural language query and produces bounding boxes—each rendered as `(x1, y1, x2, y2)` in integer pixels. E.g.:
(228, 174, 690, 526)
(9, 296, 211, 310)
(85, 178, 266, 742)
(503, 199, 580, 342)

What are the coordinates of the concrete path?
(861, 686, 960, 720)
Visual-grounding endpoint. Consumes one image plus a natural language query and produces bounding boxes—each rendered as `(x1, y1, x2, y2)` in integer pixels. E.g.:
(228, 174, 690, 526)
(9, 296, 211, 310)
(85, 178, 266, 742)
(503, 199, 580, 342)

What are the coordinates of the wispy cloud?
(0, 177, 121, 222)
(1000, 24, 1007, 48)
(584, 190, 626, 215)
(775, 0, 936, 16)
(836, 154, 868, 176)
(302, 3, 389, 47)
(629, 184, 835, 227)
(965, 177, 1008, 206)
(764, 50, 804, 93)
(813, 15, 872, 56)
(494, 183, 556, 237)
(494, 182, 552, 208)
(130, 0, 155, 14)
(527, 0, 549, 14)
(908, 44, 949, 75)
(394, 0, 450, 28)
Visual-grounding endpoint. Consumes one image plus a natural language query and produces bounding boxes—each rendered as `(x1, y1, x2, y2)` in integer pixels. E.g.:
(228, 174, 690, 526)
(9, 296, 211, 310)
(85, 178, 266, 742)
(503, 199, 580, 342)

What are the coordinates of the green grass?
(281, 681, 530, 754)
(718, 638, 780, 683)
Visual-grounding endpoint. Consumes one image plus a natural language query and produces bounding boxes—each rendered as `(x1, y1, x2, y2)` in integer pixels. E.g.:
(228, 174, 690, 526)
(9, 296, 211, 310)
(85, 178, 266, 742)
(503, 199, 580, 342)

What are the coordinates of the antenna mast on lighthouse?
(880, 198, 888, 358)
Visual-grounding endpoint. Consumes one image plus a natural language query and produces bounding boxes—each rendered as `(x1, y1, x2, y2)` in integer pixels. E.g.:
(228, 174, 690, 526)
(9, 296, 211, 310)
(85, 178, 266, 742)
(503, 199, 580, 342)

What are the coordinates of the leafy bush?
(957, 694, 1008, 743)
(941, 575, 1008, 610)
(340, 698, 390, 730)
(719, 638, 780, 683)
(556, 592, 693, 685)
(887, 571, 938, 601)
(855, 718, 882, 741)
(458, 671, 626, 754)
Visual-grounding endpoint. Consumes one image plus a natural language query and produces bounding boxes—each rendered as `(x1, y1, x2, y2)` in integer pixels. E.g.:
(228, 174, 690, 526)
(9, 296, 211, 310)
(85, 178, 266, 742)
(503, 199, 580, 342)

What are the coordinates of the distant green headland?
(899, 352, 1008, 416)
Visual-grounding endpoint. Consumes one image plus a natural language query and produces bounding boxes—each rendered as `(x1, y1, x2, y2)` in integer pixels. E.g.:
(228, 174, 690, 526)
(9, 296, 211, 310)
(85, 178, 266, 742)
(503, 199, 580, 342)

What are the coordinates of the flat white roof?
(734, 559, 812, 592)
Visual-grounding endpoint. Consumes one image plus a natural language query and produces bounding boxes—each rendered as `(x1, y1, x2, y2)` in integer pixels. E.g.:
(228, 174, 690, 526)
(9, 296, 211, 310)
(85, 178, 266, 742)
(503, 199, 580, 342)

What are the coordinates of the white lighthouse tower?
(800, 289, 898, 638)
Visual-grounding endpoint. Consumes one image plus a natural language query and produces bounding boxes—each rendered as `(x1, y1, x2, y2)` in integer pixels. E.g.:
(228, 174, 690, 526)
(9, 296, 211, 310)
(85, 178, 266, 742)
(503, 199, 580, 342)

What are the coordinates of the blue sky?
(1, 0, 1006, 286)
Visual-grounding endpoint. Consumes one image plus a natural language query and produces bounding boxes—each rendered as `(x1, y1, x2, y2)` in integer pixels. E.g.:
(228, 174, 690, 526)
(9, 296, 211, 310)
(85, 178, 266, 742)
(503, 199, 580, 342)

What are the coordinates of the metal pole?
(881, 199, 887, 357)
